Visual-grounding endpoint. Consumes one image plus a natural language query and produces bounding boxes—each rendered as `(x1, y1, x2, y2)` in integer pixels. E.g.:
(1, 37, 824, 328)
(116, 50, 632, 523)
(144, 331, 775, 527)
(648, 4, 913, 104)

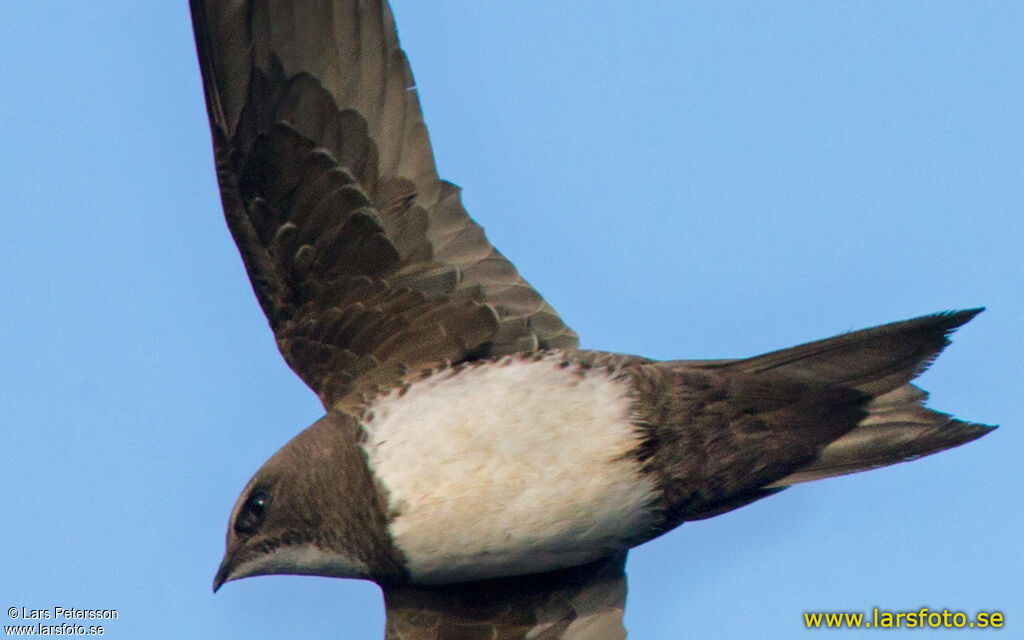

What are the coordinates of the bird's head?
(213, 411, 404, 591)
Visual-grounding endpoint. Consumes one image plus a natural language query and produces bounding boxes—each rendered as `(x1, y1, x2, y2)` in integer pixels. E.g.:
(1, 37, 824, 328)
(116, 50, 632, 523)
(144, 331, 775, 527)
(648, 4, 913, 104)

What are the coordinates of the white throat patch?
(359, 355, 658, 584)
(228, 544, 370, 584)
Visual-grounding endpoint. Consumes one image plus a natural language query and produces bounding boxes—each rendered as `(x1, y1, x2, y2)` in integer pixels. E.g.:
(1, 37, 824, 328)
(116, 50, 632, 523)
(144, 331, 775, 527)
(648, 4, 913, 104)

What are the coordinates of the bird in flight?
(190, 1, 994, 638)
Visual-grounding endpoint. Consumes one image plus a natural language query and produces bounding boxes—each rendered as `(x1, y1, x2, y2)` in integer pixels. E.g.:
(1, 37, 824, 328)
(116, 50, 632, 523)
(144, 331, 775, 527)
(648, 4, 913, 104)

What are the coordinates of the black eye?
(234, 489, 270, 536)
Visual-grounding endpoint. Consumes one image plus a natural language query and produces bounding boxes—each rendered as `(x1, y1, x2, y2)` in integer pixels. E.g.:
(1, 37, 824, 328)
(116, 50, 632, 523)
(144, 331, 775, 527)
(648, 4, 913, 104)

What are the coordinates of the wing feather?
(384, 553, 628, 640)
(190, 0, 577, 408)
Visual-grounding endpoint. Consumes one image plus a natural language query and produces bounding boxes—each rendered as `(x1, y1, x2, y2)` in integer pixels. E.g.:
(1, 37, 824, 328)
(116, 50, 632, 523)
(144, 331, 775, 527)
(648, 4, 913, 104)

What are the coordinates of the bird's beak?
(213, 558, 230, 593)
(213, 543, 241, 593)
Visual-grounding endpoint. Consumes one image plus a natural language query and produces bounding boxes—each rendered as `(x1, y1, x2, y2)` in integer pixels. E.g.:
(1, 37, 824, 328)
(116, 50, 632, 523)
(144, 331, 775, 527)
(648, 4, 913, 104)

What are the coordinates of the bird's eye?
(234, 489, 270, 536)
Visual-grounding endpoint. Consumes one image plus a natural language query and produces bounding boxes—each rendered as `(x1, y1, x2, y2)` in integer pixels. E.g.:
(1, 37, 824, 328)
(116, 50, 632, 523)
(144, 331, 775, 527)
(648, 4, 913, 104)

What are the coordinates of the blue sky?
(1, 2, 1020, 638)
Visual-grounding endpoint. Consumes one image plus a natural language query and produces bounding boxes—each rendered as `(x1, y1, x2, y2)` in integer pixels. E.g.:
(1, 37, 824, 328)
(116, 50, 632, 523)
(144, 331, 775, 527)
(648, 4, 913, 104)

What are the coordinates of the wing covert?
(383, 553, 628, 640)
(190, 0, 578, 408)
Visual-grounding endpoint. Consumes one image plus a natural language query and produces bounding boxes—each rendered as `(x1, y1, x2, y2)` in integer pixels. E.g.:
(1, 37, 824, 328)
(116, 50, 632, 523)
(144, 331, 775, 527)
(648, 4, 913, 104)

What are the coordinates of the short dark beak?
(213, 545, 238, 593)
(213, 562, 228, 593)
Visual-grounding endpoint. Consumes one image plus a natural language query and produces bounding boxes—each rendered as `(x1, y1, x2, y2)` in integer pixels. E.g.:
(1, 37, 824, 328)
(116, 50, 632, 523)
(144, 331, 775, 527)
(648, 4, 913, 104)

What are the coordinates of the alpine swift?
(190, 1, 995, 638)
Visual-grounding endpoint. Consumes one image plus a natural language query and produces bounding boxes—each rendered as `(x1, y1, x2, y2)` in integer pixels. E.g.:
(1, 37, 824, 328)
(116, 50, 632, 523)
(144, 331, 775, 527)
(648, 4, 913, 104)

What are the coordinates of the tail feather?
(708, 309, 994, 485)
(768, 385, 994, 487)
(723, 308, 984, 396)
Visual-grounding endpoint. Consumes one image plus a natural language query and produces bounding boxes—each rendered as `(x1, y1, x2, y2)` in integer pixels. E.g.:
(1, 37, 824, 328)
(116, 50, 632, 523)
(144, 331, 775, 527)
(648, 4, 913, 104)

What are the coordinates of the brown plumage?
(191, 0, 576, 412)
(631, 310, 990, 529)
(191, 2, 993, 638)
(384, 554, 627, 640)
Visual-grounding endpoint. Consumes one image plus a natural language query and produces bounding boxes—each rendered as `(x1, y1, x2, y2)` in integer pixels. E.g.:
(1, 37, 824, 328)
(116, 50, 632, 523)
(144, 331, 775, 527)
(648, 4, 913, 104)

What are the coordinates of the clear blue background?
(2, 3, 1020, 638)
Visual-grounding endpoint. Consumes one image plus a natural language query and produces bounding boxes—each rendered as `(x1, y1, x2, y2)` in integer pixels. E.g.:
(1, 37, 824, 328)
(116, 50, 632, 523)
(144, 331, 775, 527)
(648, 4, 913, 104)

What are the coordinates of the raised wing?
(190, 0, 578, 409)
(384, 553, 628, 640)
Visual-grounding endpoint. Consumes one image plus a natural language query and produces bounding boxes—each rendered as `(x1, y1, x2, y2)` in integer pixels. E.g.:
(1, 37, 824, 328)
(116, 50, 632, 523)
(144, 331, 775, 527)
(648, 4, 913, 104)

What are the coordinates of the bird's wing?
(189, 0, 578, 409)
(383, 553, 628, 640)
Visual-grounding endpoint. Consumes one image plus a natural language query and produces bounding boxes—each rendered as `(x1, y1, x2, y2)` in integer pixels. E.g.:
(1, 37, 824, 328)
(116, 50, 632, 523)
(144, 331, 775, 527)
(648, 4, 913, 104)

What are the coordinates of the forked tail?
(719, 309, 994, 486)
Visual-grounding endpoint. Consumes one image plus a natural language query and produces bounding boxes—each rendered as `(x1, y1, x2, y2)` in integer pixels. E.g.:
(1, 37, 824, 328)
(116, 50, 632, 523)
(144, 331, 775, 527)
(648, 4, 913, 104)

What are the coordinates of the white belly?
(359, 354, 658, 583)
